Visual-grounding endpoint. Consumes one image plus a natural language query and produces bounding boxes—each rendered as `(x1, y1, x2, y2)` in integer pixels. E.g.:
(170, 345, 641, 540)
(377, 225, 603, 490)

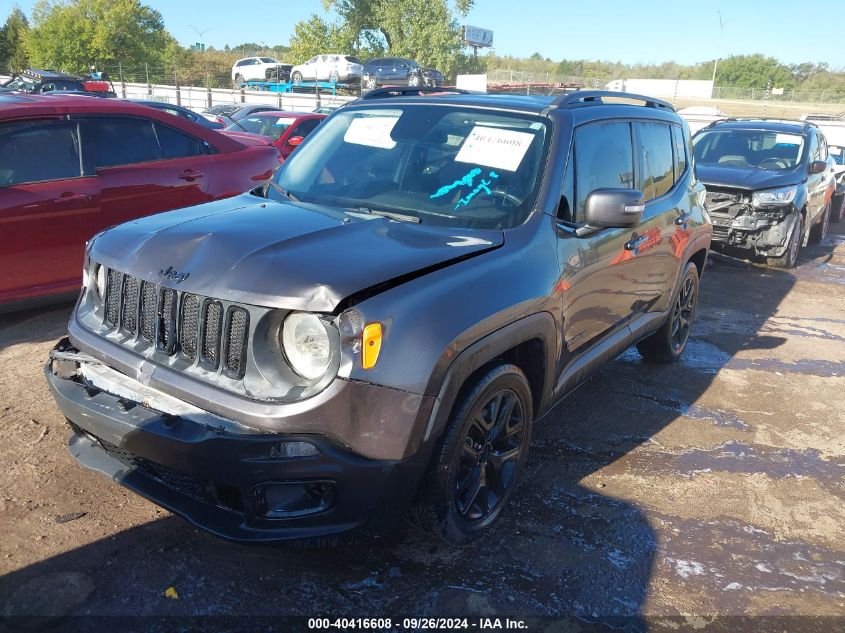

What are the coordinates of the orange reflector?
(362, 323, 382, 369)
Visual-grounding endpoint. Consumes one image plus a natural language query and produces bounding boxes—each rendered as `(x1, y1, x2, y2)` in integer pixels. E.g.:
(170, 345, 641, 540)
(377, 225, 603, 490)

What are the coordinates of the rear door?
(630, 120, 687, 313)
(0, 118, 100, 302)
(78, 115, 213, 231)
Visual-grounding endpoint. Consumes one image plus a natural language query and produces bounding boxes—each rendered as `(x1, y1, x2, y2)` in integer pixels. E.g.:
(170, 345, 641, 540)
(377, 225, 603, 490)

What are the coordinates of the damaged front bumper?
(45, 339, 432, 543)
(707, 192, 799, 259)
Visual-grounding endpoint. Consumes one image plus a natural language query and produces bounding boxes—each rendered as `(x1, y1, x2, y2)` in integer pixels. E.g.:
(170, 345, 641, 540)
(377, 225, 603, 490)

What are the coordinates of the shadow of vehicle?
(3, 231, 845, 629)
(0, 301, 76, 352)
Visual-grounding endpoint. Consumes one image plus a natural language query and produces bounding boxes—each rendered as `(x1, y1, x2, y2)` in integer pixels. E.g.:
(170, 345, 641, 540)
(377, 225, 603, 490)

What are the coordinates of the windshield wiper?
(266, 180, 300, 201)
(351, 207, 421, 223)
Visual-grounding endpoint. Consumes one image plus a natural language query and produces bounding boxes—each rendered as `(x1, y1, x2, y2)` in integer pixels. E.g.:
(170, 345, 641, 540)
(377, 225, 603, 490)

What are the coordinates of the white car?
(290, 54, 363, 84)
(231, 57, 283, 85)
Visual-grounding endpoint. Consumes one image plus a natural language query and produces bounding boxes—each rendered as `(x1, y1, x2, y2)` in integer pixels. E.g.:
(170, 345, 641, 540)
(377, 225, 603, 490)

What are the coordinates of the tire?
(411, 363, 533, 545)
(233, 74, 244, 88)
(408, 73, 421, 87)
(292, 71, 302, 84)
(365, 76, 377, 90)
(809, 203, 830, 244)
(767, 212, 803, 269)
(636, 262, 700, 363)
(329, 70, 339, 83)
(833, 193, 845, 223)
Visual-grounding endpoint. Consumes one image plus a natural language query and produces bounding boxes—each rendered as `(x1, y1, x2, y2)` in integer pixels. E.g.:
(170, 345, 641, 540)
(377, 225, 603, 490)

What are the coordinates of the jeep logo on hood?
(159, 266, 190, 283)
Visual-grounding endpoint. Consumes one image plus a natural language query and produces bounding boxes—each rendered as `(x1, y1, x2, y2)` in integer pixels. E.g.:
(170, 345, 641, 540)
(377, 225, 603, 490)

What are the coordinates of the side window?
(636, 121, 674, 201)
(154, 123, 206, 159)
(672, 124, 687, 180)
(0, 120, 82, 186)
(573, 121, 634, 221)
(84, 117, 161, 168)
(293, 118, 321, 138)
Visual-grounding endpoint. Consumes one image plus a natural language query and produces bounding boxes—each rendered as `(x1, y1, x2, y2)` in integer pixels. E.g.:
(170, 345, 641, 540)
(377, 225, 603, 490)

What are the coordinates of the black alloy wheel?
(636, 261, 700, 362)
(671, 273, 696, 352)
(411, 363, 533, 544)
(455, 388, 525, 521)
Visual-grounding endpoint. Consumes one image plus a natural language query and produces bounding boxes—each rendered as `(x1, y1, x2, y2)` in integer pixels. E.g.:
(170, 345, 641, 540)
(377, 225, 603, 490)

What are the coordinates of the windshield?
(267, 105, 548, 229)
(829, 145, 845, 165)
(5, 76, 38, 92)
(693, 129, 805, 170)
(207, 104, 241, 116)
(228, 115, 296, 141)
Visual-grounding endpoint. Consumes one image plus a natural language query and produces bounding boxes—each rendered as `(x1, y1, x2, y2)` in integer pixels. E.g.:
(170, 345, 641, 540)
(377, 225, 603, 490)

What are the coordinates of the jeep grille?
(100, 268, 250, 379)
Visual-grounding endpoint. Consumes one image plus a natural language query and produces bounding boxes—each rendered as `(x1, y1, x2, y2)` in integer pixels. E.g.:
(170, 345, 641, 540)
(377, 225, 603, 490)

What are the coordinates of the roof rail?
(551, 90, 675, 112)
(358, 86, 473, 100)
(721, 117, 817, 128)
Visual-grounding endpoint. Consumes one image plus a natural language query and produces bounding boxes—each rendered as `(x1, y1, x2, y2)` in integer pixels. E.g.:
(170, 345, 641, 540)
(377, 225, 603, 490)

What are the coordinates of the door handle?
(178, 170, 205, 181)
(625, 235, 648, 251)
(52, 193, 90, 204)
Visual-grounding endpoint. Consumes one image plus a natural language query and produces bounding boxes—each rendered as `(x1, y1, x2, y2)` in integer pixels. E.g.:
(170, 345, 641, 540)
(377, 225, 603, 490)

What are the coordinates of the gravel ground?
(0, 225, 843, 632)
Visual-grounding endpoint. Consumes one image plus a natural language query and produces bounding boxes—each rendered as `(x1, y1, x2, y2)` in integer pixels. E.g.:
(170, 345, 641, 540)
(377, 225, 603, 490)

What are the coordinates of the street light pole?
(710, 11, 727, 93)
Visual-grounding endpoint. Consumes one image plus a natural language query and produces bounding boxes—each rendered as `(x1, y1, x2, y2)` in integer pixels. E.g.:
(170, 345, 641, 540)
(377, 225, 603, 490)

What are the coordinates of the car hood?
(696, 164, 802, 191)
(89, 194, 504, 312)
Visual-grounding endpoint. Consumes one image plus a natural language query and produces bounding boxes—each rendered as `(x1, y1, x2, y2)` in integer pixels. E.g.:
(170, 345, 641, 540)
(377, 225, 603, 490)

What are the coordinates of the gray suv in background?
(693, 119, 835, 268)
(46, 89, 711, 545)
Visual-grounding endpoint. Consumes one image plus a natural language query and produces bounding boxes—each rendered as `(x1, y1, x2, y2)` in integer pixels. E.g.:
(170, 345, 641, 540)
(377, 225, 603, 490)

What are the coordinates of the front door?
(556, 120, 643, 356)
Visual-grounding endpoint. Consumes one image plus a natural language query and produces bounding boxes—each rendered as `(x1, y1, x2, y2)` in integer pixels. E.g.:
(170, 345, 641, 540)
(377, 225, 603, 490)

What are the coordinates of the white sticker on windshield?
(455, 126, 535, 172)
(276, 117, 297, 126)
(344, 116, 398, 149)
(774, 133, 802, 146)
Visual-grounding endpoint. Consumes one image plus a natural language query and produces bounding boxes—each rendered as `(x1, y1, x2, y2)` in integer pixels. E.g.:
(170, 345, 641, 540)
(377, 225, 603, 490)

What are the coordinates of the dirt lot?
(0, 225, 843, 631)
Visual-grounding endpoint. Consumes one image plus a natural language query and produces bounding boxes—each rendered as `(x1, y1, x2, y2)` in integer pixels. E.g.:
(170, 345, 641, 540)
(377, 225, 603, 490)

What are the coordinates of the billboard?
(463, 25, 493, 48)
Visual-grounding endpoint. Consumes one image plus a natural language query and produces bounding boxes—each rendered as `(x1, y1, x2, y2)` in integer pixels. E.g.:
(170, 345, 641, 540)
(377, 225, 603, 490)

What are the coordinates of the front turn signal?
(362, 323, 382, 369)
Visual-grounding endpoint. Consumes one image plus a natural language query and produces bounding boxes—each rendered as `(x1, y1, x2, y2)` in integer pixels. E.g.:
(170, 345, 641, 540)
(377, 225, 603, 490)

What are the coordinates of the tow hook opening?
(256, 480, 336, 519)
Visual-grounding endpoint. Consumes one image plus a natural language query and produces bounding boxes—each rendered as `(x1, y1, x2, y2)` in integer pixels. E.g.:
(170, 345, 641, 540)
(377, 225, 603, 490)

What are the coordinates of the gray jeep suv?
(47, 88, 712, 544)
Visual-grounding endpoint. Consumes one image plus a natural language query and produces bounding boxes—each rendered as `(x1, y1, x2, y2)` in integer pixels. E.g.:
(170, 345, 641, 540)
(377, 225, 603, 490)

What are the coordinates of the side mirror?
(808, 160, 827, 175)
(584, 188, 645, 229)
(286, 136, 304, 148)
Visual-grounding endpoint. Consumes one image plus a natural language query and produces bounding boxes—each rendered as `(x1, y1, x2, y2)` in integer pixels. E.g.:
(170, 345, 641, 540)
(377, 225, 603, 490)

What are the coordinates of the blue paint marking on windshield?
(455, 171, 499, 210)
(430, 168, 482, 199)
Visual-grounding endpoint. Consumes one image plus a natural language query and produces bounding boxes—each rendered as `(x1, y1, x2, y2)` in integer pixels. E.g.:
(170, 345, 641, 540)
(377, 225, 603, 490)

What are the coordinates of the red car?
(225, 111, 326, 160)
(0, 93, 281, 312)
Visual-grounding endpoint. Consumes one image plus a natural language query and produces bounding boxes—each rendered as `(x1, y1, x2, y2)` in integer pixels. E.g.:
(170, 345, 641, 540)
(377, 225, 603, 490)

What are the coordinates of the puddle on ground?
(655, 516, 845, 603)
(632, 441, 845, 484)
(727, 357, 844, 378)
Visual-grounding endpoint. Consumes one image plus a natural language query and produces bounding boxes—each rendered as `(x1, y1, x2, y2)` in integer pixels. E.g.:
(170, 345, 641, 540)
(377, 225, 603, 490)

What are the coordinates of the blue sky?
(9, 0, 844, 68)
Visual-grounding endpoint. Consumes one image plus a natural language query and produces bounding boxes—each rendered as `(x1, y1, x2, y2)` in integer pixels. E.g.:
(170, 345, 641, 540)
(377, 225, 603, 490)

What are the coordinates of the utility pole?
(710, 11, 727, 96)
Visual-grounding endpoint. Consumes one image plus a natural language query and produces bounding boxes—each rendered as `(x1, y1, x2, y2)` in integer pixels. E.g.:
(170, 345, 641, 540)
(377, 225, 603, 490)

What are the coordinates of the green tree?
(3, 6, 30, 72)
(27, 0, 168, 75)
(286, 15, 355, 65)
(288, 0, 482, 80)
(714, 54, 791, 89)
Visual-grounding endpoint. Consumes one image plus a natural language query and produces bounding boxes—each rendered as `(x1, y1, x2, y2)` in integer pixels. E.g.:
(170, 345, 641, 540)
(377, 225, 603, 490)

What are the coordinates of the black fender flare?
(421, 311, 558, 445)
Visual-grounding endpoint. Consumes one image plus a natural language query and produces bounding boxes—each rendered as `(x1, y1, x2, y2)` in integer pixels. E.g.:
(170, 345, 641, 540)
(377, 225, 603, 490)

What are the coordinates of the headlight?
(752, 185, 797, 207)
(281, 312, 332, 379)
(95, 264, 106, 298)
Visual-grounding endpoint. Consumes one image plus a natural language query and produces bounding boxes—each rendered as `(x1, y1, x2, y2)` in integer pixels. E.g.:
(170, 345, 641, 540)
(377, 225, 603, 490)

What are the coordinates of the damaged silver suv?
(46, 88, 711, 544)
(693, 119, 835, 268)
